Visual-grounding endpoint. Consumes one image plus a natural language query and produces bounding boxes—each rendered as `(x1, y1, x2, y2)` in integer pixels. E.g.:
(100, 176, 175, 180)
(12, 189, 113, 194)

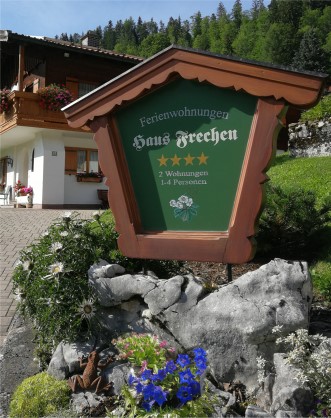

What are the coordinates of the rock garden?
(1, 138, 331, 417)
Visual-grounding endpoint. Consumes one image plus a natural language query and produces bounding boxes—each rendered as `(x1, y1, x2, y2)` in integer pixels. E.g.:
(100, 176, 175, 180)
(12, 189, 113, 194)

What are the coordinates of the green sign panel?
(115, 79, 257, 232)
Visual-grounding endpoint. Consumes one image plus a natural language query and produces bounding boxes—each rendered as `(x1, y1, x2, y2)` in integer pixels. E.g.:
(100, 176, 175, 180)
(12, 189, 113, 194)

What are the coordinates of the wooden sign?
(64, 46, 327, 263)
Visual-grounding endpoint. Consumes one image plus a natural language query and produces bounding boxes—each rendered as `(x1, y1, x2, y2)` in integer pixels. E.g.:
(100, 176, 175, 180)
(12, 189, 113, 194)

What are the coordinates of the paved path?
(0, 208, 96, 347)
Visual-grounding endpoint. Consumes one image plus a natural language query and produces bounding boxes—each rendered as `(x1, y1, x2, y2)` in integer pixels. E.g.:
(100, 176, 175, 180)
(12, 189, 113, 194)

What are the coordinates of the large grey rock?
(48, 340, 116, 380)
(89, 273, 157, 307)
(143, 275, 185, 315)
(48, 258, 313, 410)
(288, 119, 331, 157)
(270, 353, 313, 417)
(159, 259, 312, 391)
(88, 260, 125, 280)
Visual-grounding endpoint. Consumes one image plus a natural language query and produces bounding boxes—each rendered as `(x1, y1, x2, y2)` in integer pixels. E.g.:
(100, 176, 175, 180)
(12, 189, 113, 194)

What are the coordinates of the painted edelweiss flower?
(51, 242, 63, 253)
(49, 262, 64, 275)
(78, 299, 96, 320)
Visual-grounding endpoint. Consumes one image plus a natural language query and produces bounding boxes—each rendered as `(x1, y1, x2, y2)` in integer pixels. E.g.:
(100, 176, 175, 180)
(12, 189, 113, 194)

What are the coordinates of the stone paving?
(0, 207, 96, 347)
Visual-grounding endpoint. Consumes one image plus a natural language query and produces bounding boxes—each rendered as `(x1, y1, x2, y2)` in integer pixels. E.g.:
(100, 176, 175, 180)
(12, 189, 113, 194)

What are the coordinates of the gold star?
(184, 154, 195, 165)
(158, 154, 168, 166)
(170, 154, 181, 166)
(197, 152, 209, 165)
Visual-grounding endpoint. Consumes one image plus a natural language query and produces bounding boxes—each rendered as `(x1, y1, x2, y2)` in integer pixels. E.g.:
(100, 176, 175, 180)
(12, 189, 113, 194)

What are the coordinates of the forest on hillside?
(56, 0, 331, 74)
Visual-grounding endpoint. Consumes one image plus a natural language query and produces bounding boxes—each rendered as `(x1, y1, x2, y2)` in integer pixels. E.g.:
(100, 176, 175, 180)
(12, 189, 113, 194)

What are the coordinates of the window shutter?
(66, 77, 79, 100)
(65, 148, 77, 174)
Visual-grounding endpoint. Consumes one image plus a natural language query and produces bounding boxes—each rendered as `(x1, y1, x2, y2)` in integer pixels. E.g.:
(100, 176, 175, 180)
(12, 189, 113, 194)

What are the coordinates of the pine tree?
(292, 28, 328, 72)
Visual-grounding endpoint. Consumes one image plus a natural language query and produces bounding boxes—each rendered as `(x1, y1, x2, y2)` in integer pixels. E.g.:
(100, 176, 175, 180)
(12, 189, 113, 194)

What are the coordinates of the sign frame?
(64, 46, 327, 263)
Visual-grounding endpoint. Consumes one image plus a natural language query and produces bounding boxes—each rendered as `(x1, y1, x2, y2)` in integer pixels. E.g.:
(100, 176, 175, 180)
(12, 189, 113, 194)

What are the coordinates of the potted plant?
(76, 171, 103, 183)
(0, 89, 11, 113)
(38, 84, 73, 111)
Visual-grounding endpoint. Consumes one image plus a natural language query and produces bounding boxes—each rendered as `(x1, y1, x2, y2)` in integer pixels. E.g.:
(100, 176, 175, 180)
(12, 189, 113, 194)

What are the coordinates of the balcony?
(0, 91, 89, 134)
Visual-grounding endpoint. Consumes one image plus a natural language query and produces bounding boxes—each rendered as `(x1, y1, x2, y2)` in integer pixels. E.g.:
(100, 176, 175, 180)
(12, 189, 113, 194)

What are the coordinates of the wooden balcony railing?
(0, 91, 89, 134)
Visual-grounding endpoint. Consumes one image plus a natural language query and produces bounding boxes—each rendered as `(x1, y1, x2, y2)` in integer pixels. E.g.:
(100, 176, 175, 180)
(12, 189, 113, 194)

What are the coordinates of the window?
(66, 77, 98, 100)
(65, 147, 100, 174)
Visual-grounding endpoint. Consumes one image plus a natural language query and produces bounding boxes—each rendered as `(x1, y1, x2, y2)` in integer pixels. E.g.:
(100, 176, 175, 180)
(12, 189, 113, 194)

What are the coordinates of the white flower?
(78, 299, 96, 320)
(22, 260, 32, 271)
(51, 242, 63, 253)
(169, 200, 178, 208)
(187, 198, 193, 207)
(272, 325, 284, 334)
(178, 195, 189, 204)
(62, 211, 72, 219)
(49, 262, 64, 275)
(60, 231, 69, 237)
(177, 202, 184, 209)
(14, 260, 22, 268)
(74, 234, 80, 239)
(42, 231, 49, 237)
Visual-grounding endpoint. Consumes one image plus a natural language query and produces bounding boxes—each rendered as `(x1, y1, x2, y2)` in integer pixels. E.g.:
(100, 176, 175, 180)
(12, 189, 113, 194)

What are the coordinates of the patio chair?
(0, 185, 11, 205)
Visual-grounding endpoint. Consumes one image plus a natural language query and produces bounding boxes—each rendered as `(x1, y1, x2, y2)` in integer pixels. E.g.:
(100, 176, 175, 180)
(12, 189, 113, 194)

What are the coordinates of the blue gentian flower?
(193, 347, 206, 358)
(142, 400, 155, 411)
(141, 369, 152, 381)
(128, 374, 136, 386)
(189, 380, 201, 396)
(179, 369, 195, 384)
(176, 385, 193, 403)
(143, 383, 156, 401)
(153, 386, 168, 406)
(136, 382, 144, 394)
(155, 368, 167, 381)
(165, 360, 177, 374)
(176, 354, 191, 368)
(194, 357, 207, 374)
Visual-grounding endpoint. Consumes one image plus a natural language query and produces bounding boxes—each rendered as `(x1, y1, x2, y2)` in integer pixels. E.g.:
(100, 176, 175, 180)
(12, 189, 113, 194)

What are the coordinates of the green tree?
(193, 16, 210, 50)
(263, 22, 299, 65)
(250, 9, 270, 61)
(139, 33, 171, 58)
(209, 14, 222, 53)
(232, 16, 257, 59)
(292, 28, 328, 72)
(102, 20, 117, 50)
(217, 1, 227, 19)
(231, 0, 243, 30)
(191, 11, 203, 39)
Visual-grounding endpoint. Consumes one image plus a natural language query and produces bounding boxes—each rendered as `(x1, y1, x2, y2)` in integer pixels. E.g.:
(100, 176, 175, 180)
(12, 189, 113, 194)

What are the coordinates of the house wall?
(2, 130, 108, 208)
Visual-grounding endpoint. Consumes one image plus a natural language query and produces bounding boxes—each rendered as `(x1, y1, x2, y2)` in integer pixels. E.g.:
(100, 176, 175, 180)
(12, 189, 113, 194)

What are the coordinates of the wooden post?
(18, 44, 25, 92)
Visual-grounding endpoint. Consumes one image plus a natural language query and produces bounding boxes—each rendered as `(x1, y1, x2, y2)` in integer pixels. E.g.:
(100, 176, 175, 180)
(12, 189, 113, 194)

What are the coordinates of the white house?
(0, 30, 142, 208)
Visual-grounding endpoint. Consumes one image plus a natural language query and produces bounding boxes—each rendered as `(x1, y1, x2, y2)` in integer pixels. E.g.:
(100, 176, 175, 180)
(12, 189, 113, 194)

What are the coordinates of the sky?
(1, 0, 270, 39)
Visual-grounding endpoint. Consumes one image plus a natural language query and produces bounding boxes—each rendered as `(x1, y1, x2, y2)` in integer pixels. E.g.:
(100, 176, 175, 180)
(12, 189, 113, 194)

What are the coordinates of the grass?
(268, 153, 331, 208)
(267, 153, 331, 304)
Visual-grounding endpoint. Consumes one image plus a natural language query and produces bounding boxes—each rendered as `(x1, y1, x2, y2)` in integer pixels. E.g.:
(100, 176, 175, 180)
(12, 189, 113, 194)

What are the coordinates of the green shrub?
(267, 154, 331, 209)
(311, 257, 331, 304)
(276, 329, 331, 415)
(12, 210, 184, 364)
(300, 94, 331, 122)
(256, 184, 331, 260)
(91, 211, 184, 278)
(12, 212, 101, 365)
(9, 372, 70, 418)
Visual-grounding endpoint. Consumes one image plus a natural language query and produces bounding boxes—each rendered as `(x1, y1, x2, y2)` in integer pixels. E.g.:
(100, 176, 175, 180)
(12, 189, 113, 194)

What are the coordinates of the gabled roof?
(64, 45, 328, 129)
(2, 30, 143, 64)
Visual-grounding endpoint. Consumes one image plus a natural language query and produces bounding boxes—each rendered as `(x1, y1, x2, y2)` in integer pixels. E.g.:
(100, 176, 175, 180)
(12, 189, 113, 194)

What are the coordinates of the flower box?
(76, 176, 102, 183)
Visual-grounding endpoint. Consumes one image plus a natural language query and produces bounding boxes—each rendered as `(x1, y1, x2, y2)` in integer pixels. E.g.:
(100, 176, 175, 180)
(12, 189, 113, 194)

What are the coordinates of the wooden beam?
(18, 44, 25, 92)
